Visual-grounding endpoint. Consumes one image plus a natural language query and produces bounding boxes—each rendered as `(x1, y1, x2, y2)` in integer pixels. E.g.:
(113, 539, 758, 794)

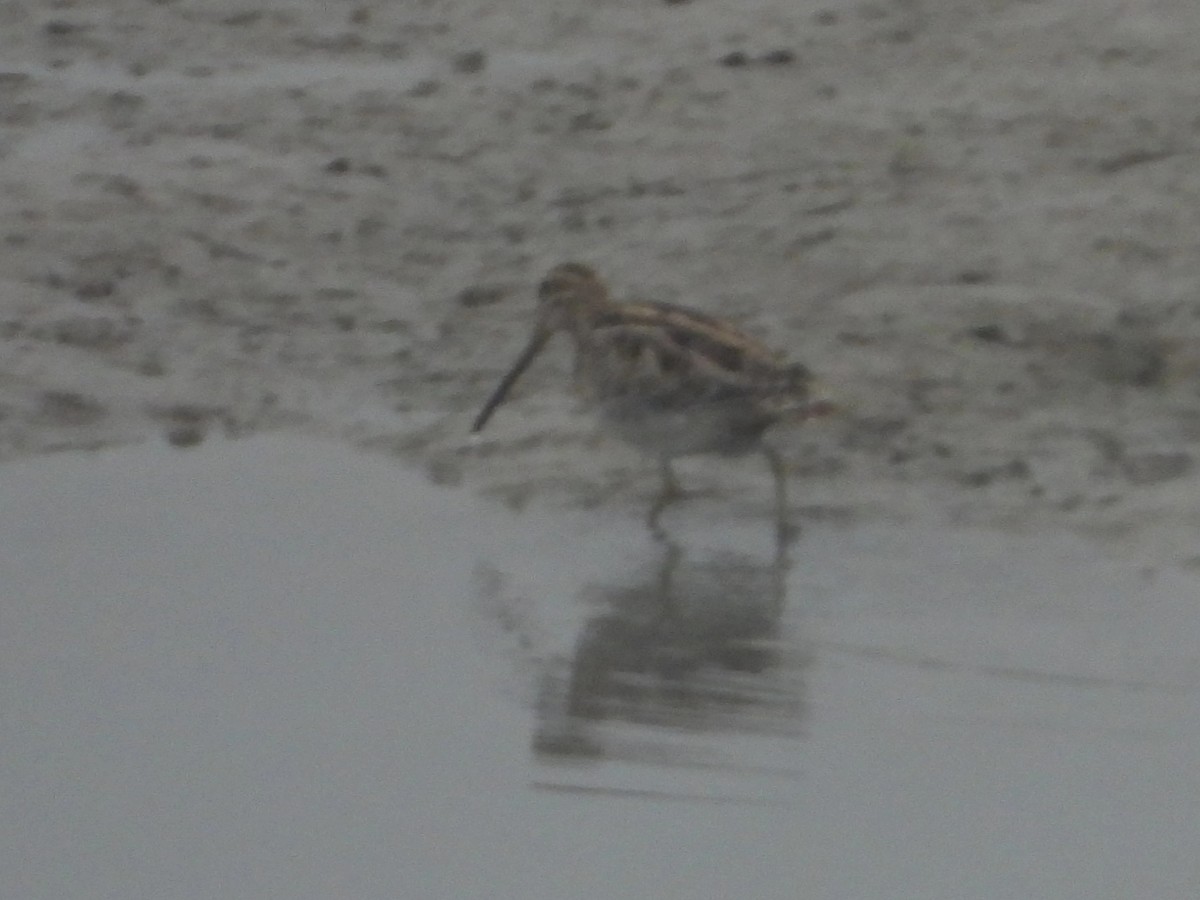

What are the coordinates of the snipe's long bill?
(472, 262, 832, 537)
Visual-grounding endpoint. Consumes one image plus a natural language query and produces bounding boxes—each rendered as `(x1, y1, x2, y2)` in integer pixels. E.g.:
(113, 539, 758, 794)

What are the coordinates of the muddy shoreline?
(4, 1, 1200, 563)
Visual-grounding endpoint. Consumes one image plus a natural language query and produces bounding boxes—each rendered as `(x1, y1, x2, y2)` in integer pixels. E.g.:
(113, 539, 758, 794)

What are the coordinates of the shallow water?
(1, 435, 1196, 900)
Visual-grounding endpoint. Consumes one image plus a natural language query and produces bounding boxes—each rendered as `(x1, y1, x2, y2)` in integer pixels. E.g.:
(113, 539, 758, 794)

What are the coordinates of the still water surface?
(1, 436, 1196, 899)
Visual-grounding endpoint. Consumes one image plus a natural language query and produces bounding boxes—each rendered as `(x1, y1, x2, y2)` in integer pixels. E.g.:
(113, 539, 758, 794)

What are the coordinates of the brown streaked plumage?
(472, 262, 830, 536)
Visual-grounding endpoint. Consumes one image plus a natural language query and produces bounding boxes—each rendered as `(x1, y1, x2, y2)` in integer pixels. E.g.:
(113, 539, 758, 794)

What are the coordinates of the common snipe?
(472, 263, 829, 537)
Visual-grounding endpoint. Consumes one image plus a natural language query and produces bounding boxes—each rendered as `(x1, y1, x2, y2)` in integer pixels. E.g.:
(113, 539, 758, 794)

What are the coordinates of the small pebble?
(453, 50, 487, 74)
(44, 20, 82, 36)
(761, 49, 796, 65)
(167, 425, 206, 448)
(458, 285, 507, 307)
(969, 323, 1008, 344)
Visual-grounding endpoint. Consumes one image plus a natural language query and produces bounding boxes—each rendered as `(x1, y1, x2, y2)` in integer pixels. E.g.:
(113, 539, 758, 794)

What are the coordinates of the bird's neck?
(562, 296, 615, 343)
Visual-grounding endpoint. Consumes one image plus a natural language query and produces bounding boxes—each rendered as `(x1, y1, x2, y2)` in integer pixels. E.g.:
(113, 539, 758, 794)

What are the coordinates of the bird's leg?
(761, 445, 795, 613)
(761, 445, 797, 549)
(646, 458, 683, 534)
(652, 532, 683, 622)
(661, 457, 682, 499)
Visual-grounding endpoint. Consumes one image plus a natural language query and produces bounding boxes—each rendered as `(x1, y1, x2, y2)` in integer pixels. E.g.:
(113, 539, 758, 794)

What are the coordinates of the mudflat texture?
(4, 0, 1200, 560)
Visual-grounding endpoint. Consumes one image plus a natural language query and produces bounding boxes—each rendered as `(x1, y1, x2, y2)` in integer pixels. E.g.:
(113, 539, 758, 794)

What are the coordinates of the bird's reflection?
(533, 514, 811, 770)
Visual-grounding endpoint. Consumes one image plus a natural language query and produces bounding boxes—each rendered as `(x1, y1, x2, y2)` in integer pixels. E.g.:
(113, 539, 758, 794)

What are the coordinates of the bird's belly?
(596, 396, 771, 459)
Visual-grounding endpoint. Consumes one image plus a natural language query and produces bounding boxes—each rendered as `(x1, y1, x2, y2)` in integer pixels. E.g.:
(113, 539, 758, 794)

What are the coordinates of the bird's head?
(471, 263, 609, 434)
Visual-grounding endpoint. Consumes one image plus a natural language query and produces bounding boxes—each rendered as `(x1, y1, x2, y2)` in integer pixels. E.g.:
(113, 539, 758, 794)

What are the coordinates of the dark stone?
(761, 49, 796, 65)
(44, 20, 82, 36)
(75, 281, 116, 301)
(458, 285, 507, 308)
(453, 50, 487, 74)
(969, 323, 1008, 344)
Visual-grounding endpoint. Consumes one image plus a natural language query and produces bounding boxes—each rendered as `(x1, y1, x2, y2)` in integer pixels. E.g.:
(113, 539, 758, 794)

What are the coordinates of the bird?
(471, 262, 830, 539)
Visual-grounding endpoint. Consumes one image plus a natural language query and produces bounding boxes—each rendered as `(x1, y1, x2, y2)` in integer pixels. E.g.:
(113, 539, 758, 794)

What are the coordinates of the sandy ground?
(5, 0, 1200, 562)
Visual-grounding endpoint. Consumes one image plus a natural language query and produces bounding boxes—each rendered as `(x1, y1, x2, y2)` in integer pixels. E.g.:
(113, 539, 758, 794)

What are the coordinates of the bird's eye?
(658, 349, 685, 373)
(539, 278, 572, 302)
